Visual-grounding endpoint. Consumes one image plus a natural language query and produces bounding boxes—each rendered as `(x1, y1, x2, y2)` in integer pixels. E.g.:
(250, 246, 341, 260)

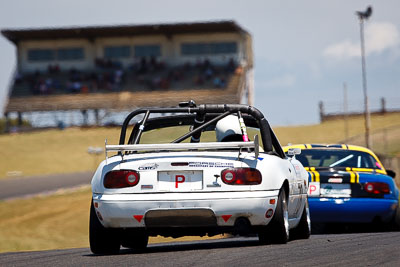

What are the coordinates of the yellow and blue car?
(284, 144, 399, 228)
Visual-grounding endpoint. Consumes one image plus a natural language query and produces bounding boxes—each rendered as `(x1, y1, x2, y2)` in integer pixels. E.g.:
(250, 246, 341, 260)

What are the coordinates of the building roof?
(1, 20, 248, 44)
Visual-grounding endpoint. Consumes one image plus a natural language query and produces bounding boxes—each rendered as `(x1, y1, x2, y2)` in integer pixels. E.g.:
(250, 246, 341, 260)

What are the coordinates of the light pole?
(356, 6, 372, 148)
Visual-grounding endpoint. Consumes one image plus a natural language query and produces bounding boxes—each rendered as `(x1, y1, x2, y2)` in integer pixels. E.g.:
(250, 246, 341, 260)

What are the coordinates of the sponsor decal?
(207, 174, 221, 187)
(293, 164, 302, 178)
(138, 163, 159, 170)
(141, 185, 153, 189)
(188, 162, 234, 168)
(250, 156, 264, 161)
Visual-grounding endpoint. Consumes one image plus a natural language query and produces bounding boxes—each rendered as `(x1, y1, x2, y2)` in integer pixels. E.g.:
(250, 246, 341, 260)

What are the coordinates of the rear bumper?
(309, 197, 398, 223)
(92, 190, 279, 228)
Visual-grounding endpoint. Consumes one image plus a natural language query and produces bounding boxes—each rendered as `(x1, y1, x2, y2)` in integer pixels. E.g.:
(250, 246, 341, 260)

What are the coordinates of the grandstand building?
(1, 21, 253, 126)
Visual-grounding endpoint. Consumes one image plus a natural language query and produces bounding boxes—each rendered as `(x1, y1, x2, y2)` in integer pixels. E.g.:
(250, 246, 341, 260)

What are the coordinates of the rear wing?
(105, 135, 260, 161)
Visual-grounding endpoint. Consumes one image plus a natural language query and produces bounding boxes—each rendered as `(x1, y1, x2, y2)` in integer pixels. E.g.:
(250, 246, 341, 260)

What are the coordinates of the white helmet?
(216, 115, 242, 142)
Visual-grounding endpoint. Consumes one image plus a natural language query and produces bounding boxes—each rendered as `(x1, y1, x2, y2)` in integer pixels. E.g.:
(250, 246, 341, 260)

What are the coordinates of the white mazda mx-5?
(90, 101, 310, 254)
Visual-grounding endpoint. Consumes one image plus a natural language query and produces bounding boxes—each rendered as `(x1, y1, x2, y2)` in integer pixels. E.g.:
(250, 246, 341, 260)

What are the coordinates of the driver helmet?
(215, 115, 242, 142)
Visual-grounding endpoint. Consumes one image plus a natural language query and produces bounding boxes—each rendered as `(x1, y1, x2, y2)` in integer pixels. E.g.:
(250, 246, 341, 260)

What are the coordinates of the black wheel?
(259, 187, 289, 244)
(89, 200, 121, 255)
(391, 202, 400, 231)
(121, 229, 149, 250)
(290, 198, 311, 240)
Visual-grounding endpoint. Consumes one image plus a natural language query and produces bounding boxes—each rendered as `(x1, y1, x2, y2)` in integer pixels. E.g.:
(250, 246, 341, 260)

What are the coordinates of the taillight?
(104, 170, 140, 188)
(364, 182, 390, 194)
(221, 168, 262, 185)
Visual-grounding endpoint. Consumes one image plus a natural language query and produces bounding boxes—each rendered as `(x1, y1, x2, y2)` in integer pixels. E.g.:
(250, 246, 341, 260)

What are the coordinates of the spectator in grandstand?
(105, 59, 113, 68)
(113, 60, 123, 69)
(160, 77, 169, 90)
(14, 72, 23, 84)
(81, 85, 89, 94)
(114, 69, 124, 88)
(103, 72, 113, 91)
(149, 56, 157, 72)
(203, 58, 211, 70)
(184, 61, 192, 70)
(53, 79, 62, 90)
(67, 80, 82, 93)
(73, 81, 82, 93)
(39, 81, 49, 94)
(45, 78, 54, 92)
(213, 76, 223, 88)
(151, 76, 162, 90)
(69, 67, 82, 82)
(204, 67, 214, 80)
(96, 73, 104, 90)
(129, 57, 140, 72)
(195, 59, 203, 69)
(138, 57, 148, 74)
(213, 76, 227, 88)
(95, 58, 105, 68)
(169, 68, 183, 81)
(89, 73, 99, 92)
(193, 74, 204, 85)
(226, 58, 236, 73)
(48, 64, 60, 74)
(220, 77, 227, 88)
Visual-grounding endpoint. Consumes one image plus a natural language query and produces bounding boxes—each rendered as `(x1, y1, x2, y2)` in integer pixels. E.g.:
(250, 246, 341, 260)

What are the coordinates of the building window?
(134, 45, 161, 57)
(57, 48, 84, 61)
(104, 46, 130, 59)
(27, 49, 55, 61)
(181, 42, 237, 55)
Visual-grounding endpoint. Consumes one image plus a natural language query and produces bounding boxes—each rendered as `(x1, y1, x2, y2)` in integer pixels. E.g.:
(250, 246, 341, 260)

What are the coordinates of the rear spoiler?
(105, 135, 260, 161)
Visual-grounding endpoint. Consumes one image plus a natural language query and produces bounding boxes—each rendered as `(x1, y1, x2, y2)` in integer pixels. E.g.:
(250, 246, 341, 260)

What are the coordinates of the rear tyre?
(290, 198, 311, 240)
(259, 188, 289, 244)
(391, 203, 400, 231)
(89, 200, 121, 255)
(121, 229, 149, 250)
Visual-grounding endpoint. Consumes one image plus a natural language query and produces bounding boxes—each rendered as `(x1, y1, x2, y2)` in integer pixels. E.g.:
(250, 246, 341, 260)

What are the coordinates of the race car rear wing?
(105, 135, 260, 161)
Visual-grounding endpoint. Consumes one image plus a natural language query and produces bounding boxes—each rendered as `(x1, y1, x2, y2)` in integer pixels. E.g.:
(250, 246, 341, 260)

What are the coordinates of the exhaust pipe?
(233, 217, 252, 236)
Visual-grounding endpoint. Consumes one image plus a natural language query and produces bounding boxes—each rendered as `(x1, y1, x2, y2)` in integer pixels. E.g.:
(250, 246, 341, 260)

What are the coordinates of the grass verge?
(0, 187, 224, 253)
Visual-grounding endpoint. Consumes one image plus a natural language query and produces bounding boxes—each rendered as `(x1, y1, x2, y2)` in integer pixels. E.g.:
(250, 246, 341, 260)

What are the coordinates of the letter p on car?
(308, 182, 320, 196)
(175, 175, 185, 188)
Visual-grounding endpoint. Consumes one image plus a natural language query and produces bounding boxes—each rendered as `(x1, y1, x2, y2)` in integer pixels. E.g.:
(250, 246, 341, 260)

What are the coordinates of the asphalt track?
(1, 233, 400, 266)
(0, 172, 93, 200)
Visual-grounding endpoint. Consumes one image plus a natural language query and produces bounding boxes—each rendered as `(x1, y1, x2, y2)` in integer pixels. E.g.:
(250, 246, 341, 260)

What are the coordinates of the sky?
(0, 0, 399, 126)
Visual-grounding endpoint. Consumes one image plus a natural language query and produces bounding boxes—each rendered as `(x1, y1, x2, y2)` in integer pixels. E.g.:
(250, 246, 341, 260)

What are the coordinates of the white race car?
(90, 102, 310, 254)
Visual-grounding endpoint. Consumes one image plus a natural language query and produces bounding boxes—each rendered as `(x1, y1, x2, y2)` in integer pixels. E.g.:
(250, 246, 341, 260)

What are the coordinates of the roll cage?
(119, 103, 285, 158)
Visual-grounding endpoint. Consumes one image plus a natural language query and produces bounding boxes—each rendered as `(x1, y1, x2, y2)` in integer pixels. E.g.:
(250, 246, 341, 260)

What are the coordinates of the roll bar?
(118, 103, 284, 158)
